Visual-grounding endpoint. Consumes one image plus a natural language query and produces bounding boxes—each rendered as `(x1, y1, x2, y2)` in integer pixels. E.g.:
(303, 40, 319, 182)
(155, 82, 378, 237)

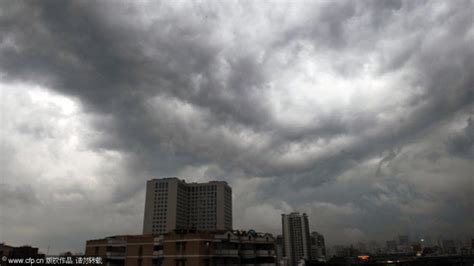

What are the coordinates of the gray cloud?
(0, 184, 39, 207)
(1, 0, 473, 252)
(447, 117, 474, 159)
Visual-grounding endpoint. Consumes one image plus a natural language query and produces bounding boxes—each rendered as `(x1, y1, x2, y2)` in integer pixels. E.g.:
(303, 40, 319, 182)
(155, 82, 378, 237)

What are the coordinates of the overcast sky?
(1, 0, 473, 254)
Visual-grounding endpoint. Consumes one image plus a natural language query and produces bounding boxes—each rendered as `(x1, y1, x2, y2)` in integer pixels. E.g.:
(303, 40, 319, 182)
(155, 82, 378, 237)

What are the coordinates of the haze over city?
(0, 0, 473, 255)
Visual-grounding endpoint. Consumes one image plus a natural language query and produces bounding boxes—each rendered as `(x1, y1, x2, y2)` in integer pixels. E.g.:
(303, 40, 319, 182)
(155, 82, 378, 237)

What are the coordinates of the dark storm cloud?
(0, 0, 271, 126)
(0, 1, 278, 182)
(2, 0, 473, 178)
(1, 0, 473, 249)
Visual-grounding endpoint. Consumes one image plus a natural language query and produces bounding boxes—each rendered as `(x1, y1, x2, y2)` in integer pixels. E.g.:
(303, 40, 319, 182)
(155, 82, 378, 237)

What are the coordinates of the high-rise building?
(143, 177, 232, 235)
(281, 212, 311, 266)
(310, 231, 326, 260)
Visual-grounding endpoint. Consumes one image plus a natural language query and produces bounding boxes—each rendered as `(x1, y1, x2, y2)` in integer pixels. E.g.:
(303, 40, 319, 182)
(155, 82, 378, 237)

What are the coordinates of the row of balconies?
(215, 249, 275, 257)
(242, 250, 275, 256)
(149, 249, 274, 257)
(107, 250, 165, 259)
(105, 242, 274, 259)
(150, 250, 270, 256)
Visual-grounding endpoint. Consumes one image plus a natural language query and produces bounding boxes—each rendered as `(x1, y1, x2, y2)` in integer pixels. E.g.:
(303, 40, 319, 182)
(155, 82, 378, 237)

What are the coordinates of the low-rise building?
(85, 234, 161, 266)
(85, 230, 276, 266)
(0, 243, 14, 258)
(0, 244, 45, 266)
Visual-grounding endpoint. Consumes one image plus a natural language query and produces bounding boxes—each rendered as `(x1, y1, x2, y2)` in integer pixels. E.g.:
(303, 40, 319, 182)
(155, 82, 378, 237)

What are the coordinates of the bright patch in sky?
(27, 87, 78, 116)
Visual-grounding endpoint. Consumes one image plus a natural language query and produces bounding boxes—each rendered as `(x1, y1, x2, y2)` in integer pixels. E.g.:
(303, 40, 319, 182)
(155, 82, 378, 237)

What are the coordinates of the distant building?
(386, 240, 397, 253)
(281, 212, 311, 266)
(333, 245, 355, 257)
(397, 235, 411, 252)
(310, 232, 326, 260)
(85, 230, 276, 266)
(421, 236, 432, 246)
(398, 235, 409, 246)
(471, 239, 474, 255)
(367, 241, 382, 255)
(143, 177, 232, 235)
(442, 239, 457, 255)
(0, 244, 45, 266)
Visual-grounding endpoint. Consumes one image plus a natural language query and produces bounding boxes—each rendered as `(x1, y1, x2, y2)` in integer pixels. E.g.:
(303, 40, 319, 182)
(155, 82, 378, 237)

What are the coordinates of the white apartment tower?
(282, 212, 311, 266)
(143, 177, 232, 235)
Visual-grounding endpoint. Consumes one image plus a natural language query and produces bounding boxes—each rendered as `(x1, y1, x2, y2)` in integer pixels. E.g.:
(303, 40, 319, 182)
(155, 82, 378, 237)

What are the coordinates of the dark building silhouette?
(0, 244, 45, 266)
(310, 231, 326, 260)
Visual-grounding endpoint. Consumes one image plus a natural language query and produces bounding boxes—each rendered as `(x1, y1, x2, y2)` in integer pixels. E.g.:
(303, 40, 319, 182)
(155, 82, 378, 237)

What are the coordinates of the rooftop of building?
(86, 229, 275, 244)
(282, 212, 308, 216)
(86, 234, 156, 244)
(148, 177, 229, 186)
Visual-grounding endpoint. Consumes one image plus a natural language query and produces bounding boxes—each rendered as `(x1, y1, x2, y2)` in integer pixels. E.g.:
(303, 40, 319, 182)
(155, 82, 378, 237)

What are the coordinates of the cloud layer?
(1, 0, 473, 253)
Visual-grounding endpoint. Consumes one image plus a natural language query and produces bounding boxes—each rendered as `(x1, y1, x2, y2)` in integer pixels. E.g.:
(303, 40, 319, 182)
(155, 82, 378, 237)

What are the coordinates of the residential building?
(85, 234, 162, 266)
(281, 212, 311, 266)
(143, 177, 232, 235)
(310, 232, 326, 260)
(163, 230, 275, 266)
(85, 230, 276, 266)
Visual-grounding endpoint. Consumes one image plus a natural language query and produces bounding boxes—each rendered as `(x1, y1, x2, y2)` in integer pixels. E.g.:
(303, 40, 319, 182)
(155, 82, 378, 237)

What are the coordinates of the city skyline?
(1, 0, 473, 255)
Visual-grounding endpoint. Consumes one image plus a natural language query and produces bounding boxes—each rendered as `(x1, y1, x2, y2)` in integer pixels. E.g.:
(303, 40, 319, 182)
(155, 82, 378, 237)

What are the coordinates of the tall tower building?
(282, 212, 311, 266)
(143, 177, 232, 235)
(310, 231, 326, 260)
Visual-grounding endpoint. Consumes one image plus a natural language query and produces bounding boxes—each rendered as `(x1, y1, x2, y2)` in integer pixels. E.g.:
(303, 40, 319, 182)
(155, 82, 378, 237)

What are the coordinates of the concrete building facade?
(85, 235, 159, 266)
(85, 230, 276, 266)
(281, 212, 311, 266)
(143, 177, 232, 235)
(310, 231, 326, 261)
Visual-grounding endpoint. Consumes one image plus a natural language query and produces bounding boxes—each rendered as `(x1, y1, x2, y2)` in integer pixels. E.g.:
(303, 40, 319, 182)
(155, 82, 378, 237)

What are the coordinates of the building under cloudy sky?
(0, 0, 473, 254)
